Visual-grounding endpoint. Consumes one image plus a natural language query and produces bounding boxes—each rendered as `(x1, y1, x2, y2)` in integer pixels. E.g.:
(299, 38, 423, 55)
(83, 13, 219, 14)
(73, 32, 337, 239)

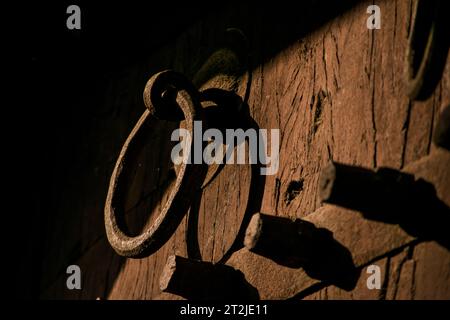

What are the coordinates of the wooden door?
(34, 0, 449, 300)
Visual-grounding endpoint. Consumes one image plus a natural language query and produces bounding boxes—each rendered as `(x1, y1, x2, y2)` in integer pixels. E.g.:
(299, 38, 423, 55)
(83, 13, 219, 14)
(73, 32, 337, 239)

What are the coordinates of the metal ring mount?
(105, 70, 206, 258)
(105, 29, 250, 259)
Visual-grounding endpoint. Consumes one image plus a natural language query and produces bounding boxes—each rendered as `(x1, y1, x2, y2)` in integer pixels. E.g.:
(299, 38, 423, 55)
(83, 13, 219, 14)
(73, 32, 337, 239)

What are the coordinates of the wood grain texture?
(40, 0, 450, 299)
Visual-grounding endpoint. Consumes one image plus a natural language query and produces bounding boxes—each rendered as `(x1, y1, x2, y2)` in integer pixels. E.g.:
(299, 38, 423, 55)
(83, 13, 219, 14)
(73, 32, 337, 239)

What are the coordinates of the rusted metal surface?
(105, 70, 208, 257)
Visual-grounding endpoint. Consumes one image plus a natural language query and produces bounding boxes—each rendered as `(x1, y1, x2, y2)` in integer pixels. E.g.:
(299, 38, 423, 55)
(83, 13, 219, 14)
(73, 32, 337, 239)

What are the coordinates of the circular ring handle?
(406, 0, 447, 100)
(105, 70, 204, 258)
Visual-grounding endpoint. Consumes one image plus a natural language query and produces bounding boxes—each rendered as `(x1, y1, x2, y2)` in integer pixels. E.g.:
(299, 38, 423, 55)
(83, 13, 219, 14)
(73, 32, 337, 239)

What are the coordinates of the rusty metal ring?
(105, 70, 205, 258)
(406, 0, 447, 100)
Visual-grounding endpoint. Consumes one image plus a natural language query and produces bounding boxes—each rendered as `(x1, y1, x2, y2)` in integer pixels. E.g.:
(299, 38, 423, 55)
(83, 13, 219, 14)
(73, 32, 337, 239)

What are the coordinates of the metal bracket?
(104, 29, 251, 258)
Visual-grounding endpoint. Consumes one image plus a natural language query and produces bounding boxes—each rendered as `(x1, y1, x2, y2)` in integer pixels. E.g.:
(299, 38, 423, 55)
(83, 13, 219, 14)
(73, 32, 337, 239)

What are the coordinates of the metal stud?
(244, 212, 359, 289)
(434, 104, 450, 151)
(160, 255, 258, 300)
(244, 213, 318, 268)
(319, 162, 418, 220)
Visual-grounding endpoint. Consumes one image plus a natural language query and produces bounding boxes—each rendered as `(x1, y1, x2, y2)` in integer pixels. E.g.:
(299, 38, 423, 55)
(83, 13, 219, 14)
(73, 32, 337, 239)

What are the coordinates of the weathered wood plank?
(40, 0, 450, 299)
